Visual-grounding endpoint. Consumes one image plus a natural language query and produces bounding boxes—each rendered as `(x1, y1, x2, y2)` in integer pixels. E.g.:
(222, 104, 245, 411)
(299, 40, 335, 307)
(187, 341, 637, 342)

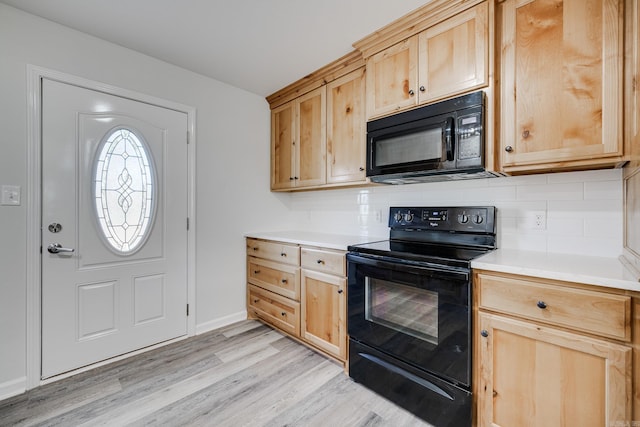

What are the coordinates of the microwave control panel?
(457, 112, 482, 160)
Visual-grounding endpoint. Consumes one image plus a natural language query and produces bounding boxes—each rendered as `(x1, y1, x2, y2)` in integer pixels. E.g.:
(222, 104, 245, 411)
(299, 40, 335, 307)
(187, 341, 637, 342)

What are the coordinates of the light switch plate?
(1, 185, 21, 206)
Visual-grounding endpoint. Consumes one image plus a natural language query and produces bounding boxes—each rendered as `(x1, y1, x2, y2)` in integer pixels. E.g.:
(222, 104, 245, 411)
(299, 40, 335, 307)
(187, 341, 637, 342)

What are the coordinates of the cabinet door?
(295, 86, 326, 187)
(366, 36, 418, 119)
(326, 68, 367, 184)
(478, 312, 632, 427)
(271, 101, 296, 189)
(418, 1, 488, 104)
(499, 0, 623, 170)
(301, 269, 346, 360)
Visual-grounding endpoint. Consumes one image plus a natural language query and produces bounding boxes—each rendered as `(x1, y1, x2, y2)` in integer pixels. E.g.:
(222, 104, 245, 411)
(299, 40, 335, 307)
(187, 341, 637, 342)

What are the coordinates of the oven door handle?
(347, 254, 469, 282)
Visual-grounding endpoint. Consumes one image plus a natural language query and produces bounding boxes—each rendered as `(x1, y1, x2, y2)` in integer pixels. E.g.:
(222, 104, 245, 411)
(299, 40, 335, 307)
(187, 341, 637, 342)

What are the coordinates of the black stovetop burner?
(348, 206, 497, 267)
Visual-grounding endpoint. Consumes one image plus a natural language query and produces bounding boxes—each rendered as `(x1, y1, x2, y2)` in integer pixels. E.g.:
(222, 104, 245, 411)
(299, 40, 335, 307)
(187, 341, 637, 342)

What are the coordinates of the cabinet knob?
(480, 330, 489, 338)
(280, 252, 287, 257)
(294, 176, 299, 180)
(522, 130, 530, 138)
(317, 259, 325, 265)
(338, 289, 344, 294)
(281, 312, 287, 317)
(281, 279, 287, 284)
(289, 177, 294, 181)
(537, 301, 547, 309)
(253, 270, 260, 274)
(505, 146, 513, 153)
(253, 299, 259, 303)
(408, 89, 415, 96)
(359, 167, 364, 171)
(252, 247, 259, 251)
(419, 85, 425, 92)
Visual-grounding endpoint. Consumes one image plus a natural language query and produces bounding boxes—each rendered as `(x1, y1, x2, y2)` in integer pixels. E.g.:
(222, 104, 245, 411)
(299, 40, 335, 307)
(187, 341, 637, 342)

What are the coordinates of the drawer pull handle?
(254, 270, 260, 274)
(337, 289, 344, 294)
(281, 252, 287, 257)
(480, 330, 489, 338)
(537, 301, 547, 309)
(317, 259, 325, 265)
(281, 279, 287, 284)
(252, 247, 259, 251)
(253, 299, 259, 303)
(281, 312, 287, 316)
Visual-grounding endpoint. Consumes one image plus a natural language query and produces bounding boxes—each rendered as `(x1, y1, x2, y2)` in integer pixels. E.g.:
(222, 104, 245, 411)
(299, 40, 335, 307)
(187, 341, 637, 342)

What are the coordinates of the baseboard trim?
(196, 311, 248, 335)
(0, 376, 26, 401)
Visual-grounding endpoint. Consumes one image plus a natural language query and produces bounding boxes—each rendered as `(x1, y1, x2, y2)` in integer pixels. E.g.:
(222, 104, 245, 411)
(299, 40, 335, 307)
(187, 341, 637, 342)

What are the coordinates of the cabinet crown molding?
(353, 0, 484, 59)
(266, 50, 364, 109)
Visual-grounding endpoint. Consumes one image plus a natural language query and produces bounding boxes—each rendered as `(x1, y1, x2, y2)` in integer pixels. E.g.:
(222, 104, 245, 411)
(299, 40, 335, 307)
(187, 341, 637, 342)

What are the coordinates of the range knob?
(472, 214, 484, 224)
(404, 213, 414, 222)
(457, 214, 469, 224)
(394, 212, 403, 222)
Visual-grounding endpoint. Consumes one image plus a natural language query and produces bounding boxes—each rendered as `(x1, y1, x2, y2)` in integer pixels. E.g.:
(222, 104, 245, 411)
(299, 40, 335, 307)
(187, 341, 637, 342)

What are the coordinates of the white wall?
(290, 169, 623, 257)
(0, 3, 294, 398)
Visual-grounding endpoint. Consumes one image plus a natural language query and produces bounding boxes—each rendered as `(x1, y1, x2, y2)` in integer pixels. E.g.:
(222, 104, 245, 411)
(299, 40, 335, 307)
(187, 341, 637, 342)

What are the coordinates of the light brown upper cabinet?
(271, 101, 295, 190)
(363, 1, 489, 119)
(271, 87, 326, 190)
(326, 67, 367, 184)
(296, 87, 326, 187)
(498, 0, 626, 173)
(268, 51, 367, 191)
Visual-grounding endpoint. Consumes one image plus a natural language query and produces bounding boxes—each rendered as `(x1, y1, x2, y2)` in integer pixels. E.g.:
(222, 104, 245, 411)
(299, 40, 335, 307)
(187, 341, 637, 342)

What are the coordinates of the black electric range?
(346, 206, 496, 427)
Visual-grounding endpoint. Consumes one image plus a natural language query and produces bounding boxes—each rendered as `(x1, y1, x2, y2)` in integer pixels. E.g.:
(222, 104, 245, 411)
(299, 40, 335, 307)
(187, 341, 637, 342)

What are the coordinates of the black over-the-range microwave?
(366, 91, 500, 184)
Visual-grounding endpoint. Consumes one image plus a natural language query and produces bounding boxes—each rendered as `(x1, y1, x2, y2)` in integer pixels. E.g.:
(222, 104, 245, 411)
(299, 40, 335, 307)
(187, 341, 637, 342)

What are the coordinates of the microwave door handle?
(444, 117, 455, 161)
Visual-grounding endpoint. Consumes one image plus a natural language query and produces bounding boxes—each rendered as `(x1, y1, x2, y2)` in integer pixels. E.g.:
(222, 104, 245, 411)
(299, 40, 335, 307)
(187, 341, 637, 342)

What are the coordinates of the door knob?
(47, 243, 75, 254)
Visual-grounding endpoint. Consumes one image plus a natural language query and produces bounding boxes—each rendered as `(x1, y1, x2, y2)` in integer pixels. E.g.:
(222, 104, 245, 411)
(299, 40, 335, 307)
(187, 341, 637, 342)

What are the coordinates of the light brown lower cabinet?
(477, 313, 631, 427)
(246, 237, 347, 364)
(474, 271, 636, 427)
(301, 268, 346, 360)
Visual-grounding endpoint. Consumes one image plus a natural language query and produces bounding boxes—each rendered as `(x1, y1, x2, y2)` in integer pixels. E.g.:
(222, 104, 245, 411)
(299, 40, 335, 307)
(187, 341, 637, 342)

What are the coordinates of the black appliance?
(366, 91, 499, 184)
(347, 206, 496, 427)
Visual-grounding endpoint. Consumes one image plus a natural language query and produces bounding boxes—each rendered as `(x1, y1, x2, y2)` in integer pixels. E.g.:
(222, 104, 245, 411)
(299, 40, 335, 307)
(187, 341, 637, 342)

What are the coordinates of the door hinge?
(187, 217, 190, 230)
(186, 304, 190, 316)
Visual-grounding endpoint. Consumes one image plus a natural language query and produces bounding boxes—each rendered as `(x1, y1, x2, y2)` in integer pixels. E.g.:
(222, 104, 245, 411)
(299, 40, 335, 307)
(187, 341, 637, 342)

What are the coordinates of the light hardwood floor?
(0, 320, 432, 426)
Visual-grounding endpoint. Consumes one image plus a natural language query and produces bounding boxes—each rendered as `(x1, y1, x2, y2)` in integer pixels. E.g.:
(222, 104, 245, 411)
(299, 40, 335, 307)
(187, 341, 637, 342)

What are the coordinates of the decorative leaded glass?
(93, 127, 156, 254)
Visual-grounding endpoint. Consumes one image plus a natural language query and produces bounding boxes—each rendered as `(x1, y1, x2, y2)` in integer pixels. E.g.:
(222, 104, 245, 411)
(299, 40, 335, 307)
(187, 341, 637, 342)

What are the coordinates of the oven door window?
(366, 278, 438, 345)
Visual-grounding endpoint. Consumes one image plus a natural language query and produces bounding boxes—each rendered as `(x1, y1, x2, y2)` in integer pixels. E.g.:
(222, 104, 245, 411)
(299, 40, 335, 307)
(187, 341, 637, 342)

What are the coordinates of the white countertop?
(472, 249, 640, 293)
(244, 230, 385, 251)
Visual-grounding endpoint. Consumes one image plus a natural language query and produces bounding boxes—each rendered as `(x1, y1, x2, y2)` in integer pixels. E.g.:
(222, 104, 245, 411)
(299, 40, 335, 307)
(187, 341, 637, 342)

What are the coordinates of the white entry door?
(41, 79, 188, 379)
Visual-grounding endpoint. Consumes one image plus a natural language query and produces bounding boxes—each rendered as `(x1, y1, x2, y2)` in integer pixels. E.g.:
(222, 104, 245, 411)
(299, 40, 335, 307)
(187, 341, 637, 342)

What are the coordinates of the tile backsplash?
(289, 169, 623, 258)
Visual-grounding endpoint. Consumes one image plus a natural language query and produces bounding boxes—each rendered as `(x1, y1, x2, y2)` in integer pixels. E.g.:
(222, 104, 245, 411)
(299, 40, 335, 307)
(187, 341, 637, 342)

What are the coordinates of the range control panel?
(389, 206, 496, 233)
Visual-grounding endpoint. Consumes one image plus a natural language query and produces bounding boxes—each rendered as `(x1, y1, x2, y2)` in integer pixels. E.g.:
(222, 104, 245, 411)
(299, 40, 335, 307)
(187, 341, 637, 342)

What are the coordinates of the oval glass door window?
(93, 127, 156, 254)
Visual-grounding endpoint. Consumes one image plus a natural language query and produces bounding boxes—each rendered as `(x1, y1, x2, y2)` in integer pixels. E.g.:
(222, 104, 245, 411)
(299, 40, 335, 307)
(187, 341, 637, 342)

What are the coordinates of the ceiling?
(1, 0, 430, 97)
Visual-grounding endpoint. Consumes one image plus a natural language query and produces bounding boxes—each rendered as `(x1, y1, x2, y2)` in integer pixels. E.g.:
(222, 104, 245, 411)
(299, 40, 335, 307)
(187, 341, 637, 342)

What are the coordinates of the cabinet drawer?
(247, 257, 300, 300)
(248, 284, 300, 337)
(301, 247, 346, 276)
(246, 238, 299, 265)
(477, 273, 631, 341)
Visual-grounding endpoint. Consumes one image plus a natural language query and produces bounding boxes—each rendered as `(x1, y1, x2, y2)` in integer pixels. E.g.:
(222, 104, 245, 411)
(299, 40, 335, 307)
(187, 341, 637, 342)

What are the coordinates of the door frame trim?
(26, 65, 197, 389)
